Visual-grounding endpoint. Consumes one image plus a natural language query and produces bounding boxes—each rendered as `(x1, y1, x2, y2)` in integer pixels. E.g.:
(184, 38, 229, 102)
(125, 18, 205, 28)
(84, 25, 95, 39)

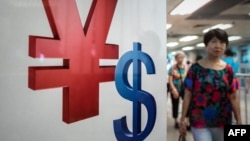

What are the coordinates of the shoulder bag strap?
(176, 65, 184, 86)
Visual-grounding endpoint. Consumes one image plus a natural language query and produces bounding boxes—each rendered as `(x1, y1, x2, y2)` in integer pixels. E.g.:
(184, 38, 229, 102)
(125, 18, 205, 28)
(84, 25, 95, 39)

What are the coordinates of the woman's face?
(175, 54, 185, 64)
(206, 37, 227, 57)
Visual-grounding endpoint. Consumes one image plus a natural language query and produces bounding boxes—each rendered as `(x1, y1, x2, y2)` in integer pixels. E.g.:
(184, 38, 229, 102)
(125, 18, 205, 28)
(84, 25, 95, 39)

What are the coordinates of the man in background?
(223, 48, 239, 73)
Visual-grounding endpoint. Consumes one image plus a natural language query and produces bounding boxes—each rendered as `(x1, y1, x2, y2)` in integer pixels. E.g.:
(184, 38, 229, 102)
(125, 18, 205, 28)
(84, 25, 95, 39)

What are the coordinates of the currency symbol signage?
(28, 0, 118, 123)
(114, 42, 157, 141)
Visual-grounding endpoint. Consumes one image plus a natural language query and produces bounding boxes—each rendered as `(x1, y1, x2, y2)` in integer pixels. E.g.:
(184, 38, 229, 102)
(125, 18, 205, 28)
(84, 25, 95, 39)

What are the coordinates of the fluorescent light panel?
(229, 36, 242, 41)
(170, 51, 177, 56)
(170, 0, 212, 15)
(179, 35, 198, 42)
(182, 46, 194, 51)
(167, 42, 179, 47)
(196, 43, 205, 47)
(203, 23, 233, 33)
(166, 24, 172, 30)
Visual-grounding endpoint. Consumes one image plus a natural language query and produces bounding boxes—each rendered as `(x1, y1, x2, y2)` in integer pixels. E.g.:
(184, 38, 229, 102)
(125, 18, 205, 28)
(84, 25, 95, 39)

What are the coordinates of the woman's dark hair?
(196, 55, 203, 62)
(224, 48, 235, 57)
(203, 28, 229, 47)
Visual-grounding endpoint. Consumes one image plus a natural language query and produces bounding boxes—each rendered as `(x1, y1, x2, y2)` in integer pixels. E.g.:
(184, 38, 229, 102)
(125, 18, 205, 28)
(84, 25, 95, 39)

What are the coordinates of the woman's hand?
(236, 120, 242, 125)
(179, 121, 187, 136)
(172, 89, 179, 99)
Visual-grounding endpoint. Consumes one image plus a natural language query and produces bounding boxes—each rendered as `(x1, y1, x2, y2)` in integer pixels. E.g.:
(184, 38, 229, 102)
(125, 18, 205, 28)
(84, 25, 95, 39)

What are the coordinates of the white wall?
(0, 0, 166, 140)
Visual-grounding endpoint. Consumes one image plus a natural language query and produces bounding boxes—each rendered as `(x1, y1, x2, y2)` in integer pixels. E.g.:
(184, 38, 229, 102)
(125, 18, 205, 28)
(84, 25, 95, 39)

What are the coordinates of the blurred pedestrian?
(223, 48, 239, 73)
(179, 28, 242, 141)
(168, 51, 188, 129)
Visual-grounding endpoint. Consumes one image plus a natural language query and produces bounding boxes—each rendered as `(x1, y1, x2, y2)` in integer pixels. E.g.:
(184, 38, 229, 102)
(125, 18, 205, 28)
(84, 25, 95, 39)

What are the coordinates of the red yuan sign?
(28, 0, 118, 123)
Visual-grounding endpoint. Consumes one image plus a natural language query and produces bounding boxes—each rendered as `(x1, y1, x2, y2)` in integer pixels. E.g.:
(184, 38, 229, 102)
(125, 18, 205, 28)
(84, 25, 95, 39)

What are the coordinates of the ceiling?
(167, 0, 250, 53)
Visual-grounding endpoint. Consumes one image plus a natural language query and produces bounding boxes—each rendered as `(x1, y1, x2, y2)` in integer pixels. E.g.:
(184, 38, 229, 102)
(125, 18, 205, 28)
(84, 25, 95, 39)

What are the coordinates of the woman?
(168, 51, 188, 129)
(179, 28, 242, 141)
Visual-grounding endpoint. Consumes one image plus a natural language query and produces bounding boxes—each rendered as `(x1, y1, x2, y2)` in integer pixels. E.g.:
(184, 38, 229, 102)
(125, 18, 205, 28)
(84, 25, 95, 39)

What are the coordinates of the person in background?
(179, 28, 242, 141)
(195, 55, 203, 62)
(166, 56, 173, 99)
(223, 48, 239, 73)
(186, 60, 192, 69)
(168, 51, 188, 129)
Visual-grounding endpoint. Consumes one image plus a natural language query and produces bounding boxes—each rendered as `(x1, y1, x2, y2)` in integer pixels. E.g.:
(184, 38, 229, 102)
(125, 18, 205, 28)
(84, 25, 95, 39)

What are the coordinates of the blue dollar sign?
(113, 42, 156, 141)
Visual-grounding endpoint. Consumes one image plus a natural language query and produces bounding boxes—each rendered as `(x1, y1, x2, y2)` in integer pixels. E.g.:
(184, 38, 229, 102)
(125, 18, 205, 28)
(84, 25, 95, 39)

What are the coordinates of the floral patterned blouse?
(168, 64, 187, 92)
(184, 63, 240, 128)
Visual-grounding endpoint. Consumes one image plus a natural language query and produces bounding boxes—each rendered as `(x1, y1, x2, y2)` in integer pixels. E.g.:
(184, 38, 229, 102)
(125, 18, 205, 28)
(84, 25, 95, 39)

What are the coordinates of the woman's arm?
(168, 75, 179, 98)
(229, 92, 242, 124)
(180, 89, 191, 122)
(179, 89, 192, 135)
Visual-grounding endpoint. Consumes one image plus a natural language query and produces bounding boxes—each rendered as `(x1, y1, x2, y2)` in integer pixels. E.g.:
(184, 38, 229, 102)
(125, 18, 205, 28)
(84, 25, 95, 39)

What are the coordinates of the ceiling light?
(166, 24, 172, 30)
(196, 43, 205, 47)
(203, 23, 233, 33)
(167, 42, 179, 47)
(170, 0, 212, 15)
(170, 51, 177, 56)
(228, 36, 242, 41)
(179, 35, 198, 42)
(182, 46, 194, 51)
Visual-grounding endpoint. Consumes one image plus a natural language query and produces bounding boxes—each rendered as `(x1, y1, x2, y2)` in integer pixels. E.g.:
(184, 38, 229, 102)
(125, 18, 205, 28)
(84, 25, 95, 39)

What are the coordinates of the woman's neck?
(176, 63, 183, 68)
(202, 55, 226, 70)
(204, 55, 221, 63)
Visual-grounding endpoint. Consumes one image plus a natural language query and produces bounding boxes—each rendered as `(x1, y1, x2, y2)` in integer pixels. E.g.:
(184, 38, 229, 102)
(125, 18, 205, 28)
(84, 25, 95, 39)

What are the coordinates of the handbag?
(178, 134, 186, 141)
